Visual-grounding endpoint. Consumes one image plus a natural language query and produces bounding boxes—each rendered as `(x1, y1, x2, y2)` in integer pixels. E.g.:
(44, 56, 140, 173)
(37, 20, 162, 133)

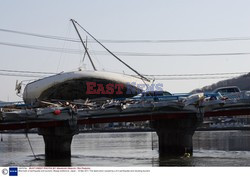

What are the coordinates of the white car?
(213, 86, 240, 96)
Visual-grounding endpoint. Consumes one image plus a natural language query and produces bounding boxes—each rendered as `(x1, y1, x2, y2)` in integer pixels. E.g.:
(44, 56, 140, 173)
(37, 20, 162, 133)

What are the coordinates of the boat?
(23, 70, 149, 105)
(22, 19, 151, 105)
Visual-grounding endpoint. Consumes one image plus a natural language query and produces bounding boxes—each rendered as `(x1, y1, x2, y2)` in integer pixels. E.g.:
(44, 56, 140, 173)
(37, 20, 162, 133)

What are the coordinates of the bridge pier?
(38, 123, 78, 160)
(152, 115, 198, 156)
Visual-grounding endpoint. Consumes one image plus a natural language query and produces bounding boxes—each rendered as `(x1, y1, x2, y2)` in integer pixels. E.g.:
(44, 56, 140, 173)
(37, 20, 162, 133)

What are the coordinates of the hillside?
(191, 73, 250, 93)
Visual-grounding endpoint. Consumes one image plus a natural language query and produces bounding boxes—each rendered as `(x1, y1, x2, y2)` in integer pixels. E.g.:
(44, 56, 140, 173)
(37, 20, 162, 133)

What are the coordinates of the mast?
(70, 19, 96, 71)
(71, 19, 150, 82)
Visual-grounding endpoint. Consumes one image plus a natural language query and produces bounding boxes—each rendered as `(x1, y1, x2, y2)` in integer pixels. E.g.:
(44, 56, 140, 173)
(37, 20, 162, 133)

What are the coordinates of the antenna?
(70, 19, 96, 71)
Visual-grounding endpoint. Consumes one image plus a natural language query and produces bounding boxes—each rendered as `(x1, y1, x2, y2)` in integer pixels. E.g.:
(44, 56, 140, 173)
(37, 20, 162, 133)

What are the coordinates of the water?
(0, 131, 250, 166)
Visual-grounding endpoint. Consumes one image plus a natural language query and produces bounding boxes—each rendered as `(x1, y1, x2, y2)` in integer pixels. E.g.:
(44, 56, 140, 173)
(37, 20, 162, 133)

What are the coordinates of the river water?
(0, 130, 250, 166)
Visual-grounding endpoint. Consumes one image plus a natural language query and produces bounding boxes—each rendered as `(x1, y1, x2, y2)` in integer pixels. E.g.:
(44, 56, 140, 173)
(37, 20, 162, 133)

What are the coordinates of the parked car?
(134, 91, 171, 97)
(131, 91, 172, 101)
(213, 86, 240, 96)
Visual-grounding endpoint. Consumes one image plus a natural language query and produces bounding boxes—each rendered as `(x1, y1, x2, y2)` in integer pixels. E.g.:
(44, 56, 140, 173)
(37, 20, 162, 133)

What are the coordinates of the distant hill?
(190, 73, 250, 93)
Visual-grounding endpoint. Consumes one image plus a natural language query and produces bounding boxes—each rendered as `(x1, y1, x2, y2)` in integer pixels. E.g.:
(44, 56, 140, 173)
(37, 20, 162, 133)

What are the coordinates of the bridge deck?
(1, 107, 250, 131)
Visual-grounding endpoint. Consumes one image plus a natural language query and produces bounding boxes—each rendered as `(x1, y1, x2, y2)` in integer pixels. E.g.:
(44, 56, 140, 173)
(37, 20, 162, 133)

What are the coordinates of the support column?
(152, 115, 198, 157)
(38, 123, 78, 160)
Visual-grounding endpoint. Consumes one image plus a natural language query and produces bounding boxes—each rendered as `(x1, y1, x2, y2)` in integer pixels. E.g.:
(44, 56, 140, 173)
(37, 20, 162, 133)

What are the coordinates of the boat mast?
(71, 19, 150, 82)
(70, 19, 97, 71)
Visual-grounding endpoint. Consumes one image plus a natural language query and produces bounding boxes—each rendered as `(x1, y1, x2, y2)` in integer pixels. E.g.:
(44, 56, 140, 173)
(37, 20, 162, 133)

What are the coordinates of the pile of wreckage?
(1, 89, 250, 123)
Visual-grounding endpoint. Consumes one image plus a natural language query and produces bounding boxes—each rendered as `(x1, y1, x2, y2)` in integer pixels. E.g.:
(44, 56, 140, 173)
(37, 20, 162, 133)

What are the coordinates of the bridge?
(1, 97, 250, 160)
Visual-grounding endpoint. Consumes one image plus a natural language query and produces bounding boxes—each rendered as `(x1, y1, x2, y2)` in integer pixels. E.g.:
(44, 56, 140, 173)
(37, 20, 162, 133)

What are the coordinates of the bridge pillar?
(38, 123, 78, 160)
(152, 115, 198, 156)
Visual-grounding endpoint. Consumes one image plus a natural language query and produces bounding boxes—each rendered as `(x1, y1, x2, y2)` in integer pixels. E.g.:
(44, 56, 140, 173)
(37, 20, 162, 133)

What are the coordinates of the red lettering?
(115, 84, 124, 94)
(96, 84, 106, 94)
(106, 83, 114, 94)
(86, 82, 96, 94)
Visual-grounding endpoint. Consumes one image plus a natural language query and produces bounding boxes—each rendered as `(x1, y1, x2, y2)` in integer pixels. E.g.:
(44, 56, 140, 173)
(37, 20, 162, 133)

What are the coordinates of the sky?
(1, 0, 250, 101)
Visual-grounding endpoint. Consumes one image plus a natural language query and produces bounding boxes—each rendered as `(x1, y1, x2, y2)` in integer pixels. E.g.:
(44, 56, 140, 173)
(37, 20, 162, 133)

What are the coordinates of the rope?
(25, 132, 39, 160)
(150, 101, 156, 150)
(24, 109, 39, 160)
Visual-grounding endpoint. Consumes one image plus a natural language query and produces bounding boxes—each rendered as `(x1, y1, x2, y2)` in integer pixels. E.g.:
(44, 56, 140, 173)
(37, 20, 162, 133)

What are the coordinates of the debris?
(2, 89, 250, 123)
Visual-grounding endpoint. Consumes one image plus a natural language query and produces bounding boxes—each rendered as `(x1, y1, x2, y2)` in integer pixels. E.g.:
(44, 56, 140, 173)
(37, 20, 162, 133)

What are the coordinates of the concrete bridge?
(1, 105, 250, 160)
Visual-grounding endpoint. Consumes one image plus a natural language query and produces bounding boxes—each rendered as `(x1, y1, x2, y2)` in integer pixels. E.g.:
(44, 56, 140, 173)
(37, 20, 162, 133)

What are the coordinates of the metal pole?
(72, 19, 150, 82)
(70, 19, 96, 71)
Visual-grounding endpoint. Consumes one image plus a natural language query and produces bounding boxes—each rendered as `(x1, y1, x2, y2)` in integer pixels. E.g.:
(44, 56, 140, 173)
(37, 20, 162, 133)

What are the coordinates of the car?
(135, 91, 171, 97)
(212, 86, 240, 96)
(131, 91, 174, 101)
(203, 92, 223, 100)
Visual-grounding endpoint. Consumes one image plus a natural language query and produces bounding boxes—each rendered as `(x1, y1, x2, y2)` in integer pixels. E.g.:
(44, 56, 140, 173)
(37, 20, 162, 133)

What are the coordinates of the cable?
(0, 69, 248, 78)
(2, 41, 250, 57)
(2, 28, 250, 43)
(0, 72, 45, 78)
(0, 72, 246, 80)
(154, 76, 243, 80)
(91, 51, 250, 57)
(0, 41, 83, 54)
(98, 37, 250, 43)
(0, 28, 80, 43)
(0, 69, 56, 75)
(57, 21, 74, 72)
(143, 72, 248, 77)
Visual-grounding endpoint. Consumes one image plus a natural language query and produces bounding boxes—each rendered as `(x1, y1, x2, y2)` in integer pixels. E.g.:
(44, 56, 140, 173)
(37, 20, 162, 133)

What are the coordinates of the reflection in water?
(45, 158, 71, 166)
(194, 131, 250, 151)
(158, 156, 192, 166)
(0, 131, 250, 166)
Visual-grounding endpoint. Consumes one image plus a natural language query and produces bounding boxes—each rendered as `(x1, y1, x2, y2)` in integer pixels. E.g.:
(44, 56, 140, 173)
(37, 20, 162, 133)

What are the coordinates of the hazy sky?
(1, 0, 250, 101)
